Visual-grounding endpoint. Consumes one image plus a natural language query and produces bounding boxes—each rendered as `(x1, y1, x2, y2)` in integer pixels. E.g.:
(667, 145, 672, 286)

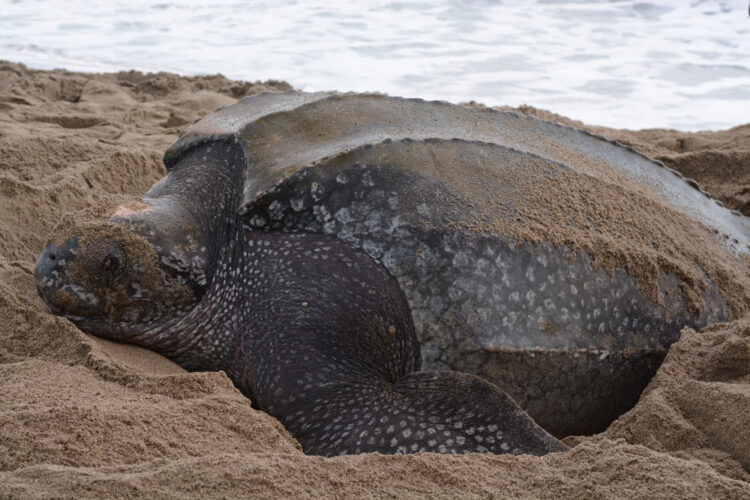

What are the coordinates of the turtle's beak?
(34, 237, 98, 314)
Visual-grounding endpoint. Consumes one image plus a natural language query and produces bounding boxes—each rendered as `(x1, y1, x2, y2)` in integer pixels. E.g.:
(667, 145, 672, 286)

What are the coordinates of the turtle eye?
(102, 249, 126, 281)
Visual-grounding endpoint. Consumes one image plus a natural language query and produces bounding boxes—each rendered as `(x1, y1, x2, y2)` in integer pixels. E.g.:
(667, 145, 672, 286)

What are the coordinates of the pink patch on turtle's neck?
(113, 202, 151, 217)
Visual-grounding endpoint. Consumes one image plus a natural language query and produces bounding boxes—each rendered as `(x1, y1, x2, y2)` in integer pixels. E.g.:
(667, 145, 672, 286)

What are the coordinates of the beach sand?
(1, 61, 749, 498)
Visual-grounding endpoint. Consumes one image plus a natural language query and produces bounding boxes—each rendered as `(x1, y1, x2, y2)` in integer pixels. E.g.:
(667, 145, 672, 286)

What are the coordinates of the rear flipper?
(291, 370, 567, 457)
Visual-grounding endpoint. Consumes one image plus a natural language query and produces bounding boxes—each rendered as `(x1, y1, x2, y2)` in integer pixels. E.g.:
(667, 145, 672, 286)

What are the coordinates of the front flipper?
(284, 370, 567, 457)
(239, 230, 564, 457)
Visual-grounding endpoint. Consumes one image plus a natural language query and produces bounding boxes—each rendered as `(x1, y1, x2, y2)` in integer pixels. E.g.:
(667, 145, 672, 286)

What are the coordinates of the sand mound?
(1, 62, 749, 498)
(605, 318, 750, 478)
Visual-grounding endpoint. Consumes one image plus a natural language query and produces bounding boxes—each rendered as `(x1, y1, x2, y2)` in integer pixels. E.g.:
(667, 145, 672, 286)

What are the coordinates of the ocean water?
(1, 0, 749, 130)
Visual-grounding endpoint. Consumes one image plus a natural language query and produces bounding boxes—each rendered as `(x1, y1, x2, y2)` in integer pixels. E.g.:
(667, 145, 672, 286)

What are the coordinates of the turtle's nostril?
(34, 244, 65, 283)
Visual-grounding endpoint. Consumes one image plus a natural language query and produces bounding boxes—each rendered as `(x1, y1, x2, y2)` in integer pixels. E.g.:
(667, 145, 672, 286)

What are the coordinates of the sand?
(1, 61, 749, 498)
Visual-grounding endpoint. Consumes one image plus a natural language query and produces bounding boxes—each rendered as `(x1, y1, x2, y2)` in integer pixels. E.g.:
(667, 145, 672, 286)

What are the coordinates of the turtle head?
(34, 199, 210, 343)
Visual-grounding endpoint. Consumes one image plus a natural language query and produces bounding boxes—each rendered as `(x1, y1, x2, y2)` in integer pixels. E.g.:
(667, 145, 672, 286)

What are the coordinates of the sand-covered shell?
(164, 91, 749, 435)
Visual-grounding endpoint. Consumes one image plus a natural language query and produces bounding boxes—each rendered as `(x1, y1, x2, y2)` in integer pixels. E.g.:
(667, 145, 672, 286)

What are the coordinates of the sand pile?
(1, 62, 749, 498)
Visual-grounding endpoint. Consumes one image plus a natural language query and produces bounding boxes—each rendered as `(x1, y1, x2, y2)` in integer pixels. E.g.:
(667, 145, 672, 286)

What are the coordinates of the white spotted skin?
(163, 226, 564, 457)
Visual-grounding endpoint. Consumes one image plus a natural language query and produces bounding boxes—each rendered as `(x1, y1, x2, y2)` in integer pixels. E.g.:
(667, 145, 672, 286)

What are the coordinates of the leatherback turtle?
(34, 92, 748, 454)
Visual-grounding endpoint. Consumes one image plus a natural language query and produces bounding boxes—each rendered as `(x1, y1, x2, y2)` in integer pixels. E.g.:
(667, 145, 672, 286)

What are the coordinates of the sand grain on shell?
(1, 61, 749, 498)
